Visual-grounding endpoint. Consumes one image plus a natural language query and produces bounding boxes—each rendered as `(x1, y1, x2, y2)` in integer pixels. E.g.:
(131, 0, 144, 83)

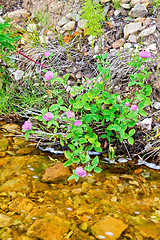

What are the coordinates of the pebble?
(63, 21, 76, 31)
(78, 19, 88, 29)
(128, 34, 137, 43)
(124, 22, 142, 38)
(139, 25, 156, 37)
(112, 38, 125, 48)
(129, 4, 148, 18)
(121, 4, 131, 9)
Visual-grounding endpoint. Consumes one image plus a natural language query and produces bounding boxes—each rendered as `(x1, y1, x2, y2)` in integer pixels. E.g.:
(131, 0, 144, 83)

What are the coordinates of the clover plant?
(23, 51, 152, 181)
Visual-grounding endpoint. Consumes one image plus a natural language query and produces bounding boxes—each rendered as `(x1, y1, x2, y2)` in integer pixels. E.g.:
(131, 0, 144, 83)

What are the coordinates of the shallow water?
(0, 122, 160, 240)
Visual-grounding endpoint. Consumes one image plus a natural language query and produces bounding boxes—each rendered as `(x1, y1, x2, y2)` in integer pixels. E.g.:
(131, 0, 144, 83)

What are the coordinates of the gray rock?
(66, 13, 80, 21)
(14, 70, 24, 81)
(128, 34, 137, 42)
(6, 9, 30, 21)
(58, 17, 68, 27)
(124, 22, 142, 38)
(153, 102, 160, 110)
(129, 4, 148, 18)
(131, 0, 149, 5)
(63, 21, 76, 31)
(78, 19, 88, 29)
(124, 42, 132, 49)
(139, 25, 156, 37)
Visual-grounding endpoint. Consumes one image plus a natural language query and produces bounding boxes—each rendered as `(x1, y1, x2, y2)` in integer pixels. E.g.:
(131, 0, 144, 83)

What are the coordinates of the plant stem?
(16, 49, 50, 69)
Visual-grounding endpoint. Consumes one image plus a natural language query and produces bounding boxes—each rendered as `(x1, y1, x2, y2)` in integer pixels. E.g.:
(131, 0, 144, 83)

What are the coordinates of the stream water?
(0, 122, 160, 240)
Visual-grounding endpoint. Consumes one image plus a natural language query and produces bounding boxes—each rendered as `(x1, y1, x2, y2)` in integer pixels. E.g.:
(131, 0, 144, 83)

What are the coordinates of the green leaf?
(107, 124, 121, 131)
(25, 131, 30, 141)
(128, 136, 134, 145)
(144, 85, 152, 96)
(66, 133, 73, 139)
(138, 109, 147, 116)
(64, 151, 72, 159)
(49, 104, 58, 111)
(64, 159, 73, 167)
(68, 174, 79, 181)
(94, 167, 102, 173)
(100, 134, 108, 138)
(102, 91, 110, 98)
(69, 98, 75, 104)
(73, 101, 83, 109)
(129, 129, 135, 136)
(84, 103, 91, 110)
(91, 104, 97, 114)
(92, 156, 99, 167)
(57, 97, 63, 105)
(84, 165, 93, 171)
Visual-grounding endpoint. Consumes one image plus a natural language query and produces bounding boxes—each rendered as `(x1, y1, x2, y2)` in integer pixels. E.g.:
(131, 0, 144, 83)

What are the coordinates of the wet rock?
(27, 216, 71, 240)
(91, 216, 128, 240)
(124, 22, 142, 38)
(129, 180, 139, 187)
(0, 214, 12, 227)
(0, 152, 5, 158)
(71, 228, 93, 240)
(0, 227, 12, 240)
(16, 147, 35, 155)
(0, 156, 11, 168)
(139, 25, 156, 37)
(63, 21, 76, 31)
(112, 38, 125, 48)
(72, 188, 83, 194)
(2, 123, 20, 133)
(120, 174, 134, 180)
(6, 9, 30, 21)
(13, 137, 28, 147)
(32, 181, 50, 193)
(42, 162, 70, 182)
(129, 4, 148, 17)
(0, 138, 9, 151)
(0, 177, 30, 192)
(9, 198, 35, 214)
(138, 222, 160, 238)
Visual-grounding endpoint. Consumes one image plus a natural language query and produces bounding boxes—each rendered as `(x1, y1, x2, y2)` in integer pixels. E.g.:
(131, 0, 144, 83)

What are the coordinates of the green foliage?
(152, 0, 160, 9)
(81, 0, 105, 37)
(110, 0, 122, 10)
(24, 52, 152, 180)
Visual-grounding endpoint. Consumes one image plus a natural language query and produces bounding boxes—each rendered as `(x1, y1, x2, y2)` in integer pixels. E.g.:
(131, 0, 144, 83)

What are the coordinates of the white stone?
(139, 25, 156, 37)
(140, 118, 152, 130)
(78, 19, 88, 29)
(147, 43, 157, 51)
(128, 34, 137, 42)
(7, 9, 30, 21)
(58, 17, 68, 27)
(121, 4, 131, 9)
(124, 43, 132, 49)
(94, 45, 100, 54)
(0, 16, 4, 23)
(66, 13, 80, 21)
(88, 35, 95, 45)
(14, 70, 24, 81)
(63, 21, 76, 31)
(27, 24, 37, 32)
(131, 0, 150, 5)
(153, 102, 160, 110)
(124, 22, 142, 38)
(114, 9, 121, 16)
(39, 35, 49, 44)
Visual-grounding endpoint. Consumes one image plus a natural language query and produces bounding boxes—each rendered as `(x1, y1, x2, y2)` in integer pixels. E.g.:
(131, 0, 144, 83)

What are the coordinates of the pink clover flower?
(73, 120, 82, 126)
(67, 111, 75, 118)
(44, 51, 50, 58)
(139, 51, 151, 58)
(75, 167, 87, 177)
(43, 112, 54, 121)
(45, 71, 54, 81)
(22, 121, 32, 131)
(130, 105, 139, 111)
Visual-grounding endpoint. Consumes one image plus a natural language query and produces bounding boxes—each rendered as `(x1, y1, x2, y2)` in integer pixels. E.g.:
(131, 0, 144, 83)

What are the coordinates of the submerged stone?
(0, 138, 9, 151)
(91, 217, 128, 240)
(0, 214, 12, 227)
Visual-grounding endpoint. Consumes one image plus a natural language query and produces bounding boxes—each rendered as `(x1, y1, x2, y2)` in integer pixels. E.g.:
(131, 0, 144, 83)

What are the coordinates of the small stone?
(58, 17, 68, 26)
(143, 17, 151, 27)
(0, 214, 12, 227)
(94, 45, 100, 54)
(63, 21, 76, 31)
(129, 4, 148, 18)
(153, 102, 160, 110)
(72, 188, 83, 194)
(124, 42, 132, 49)
(139, 25, 156, 37)
(112, 38, 125, 48)
(6, 9, 30, 21)
(101, 0, 110, 2)
(0, 138, 9, 151)
(39, 35, 49, 44)
(140, 118, 152, 130)
(128, 34, 137, 42)
(124, 22, 142, 38)
(129, 180, 139, 186)
(0, 152, 5, 158)
(2, 123, 20, 132)
(66, 13, 80, 21)
(131, 0, 150, 5)
(121, 4, 131, 9)
(78, 19, 88, 29)
(91, 217, 128, 240)
(14, 69, 24, 81)
(42, 162, 70, 182)
(27, 24, 37, 32)
(0, 177, 30, 192)
(114, 9, 121, 16)
(120, 174, 134, 180)
(16, 147, 34, 155)
(147, 43, 157, 52)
